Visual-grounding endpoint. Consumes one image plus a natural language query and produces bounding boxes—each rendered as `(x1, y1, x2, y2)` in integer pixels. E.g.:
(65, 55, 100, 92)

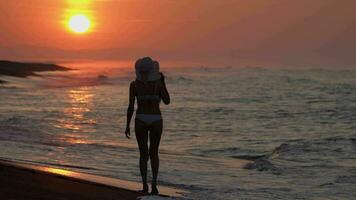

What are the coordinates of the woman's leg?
(148, 119, 163, 194)
(135, 119, 149, 192)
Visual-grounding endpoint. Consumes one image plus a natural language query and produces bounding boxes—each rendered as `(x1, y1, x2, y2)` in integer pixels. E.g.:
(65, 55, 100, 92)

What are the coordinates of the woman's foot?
(150, 185, 159, 195)
(139, 184, 149, 194)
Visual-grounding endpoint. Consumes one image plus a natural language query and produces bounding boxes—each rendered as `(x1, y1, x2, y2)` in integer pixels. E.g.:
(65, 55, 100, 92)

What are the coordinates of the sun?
(68, 14, 91, 34)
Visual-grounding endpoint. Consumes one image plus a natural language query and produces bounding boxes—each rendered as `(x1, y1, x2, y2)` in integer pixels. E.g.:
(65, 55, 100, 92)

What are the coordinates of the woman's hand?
(125, 127, 131, 139)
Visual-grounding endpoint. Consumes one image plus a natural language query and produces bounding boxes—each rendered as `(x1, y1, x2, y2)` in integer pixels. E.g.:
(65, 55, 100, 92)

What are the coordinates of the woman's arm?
(160, 73, 170, 105)
(125, 81, 135, 139)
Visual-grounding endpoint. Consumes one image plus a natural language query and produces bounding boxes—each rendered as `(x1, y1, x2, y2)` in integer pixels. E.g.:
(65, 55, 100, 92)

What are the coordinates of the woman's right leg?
(135, 119, 149, 192)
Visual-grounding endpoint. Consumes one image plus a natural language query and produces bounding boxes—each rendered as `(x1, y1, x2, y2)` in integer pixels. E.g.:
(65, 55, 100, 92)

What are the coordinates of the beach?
(0, 160, 141, 200)
(0, 159, 184, 200)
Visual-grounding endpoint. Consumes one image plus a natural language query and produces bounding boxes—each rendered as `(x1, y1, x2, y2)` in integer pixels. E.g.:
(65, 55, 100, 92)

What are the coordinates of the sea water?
(0, 64, 355, 200)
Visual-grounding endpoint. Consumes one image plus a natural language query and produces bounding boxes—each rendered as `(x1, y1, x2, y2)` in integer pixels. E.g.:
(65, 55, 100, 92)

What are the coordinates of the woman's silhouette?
(125, 57, 170, 195)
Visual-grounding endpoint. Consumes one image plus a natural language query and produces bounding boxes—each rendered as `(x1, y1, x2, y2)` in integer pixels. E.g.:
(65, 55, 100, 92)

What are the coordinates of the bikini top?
(135, 81, 160, 102)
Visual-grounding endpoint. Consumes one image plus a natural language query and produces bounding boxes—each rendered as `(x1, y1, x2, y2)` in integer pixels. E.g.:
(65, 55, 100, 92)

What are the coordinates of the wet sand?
(0, 159, 184, 200)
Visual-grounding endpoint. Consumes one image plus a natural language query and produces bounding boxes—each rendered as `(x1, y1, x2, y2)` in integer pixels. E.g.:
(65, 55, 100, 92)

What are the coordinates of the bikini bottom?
(135, 114, 162, 126)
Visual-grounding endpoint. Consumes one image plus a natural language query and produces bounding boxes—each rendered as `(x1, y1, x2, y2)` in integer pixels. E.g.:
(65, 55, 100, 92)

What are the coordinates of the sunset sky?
(0, 0, 355, 67)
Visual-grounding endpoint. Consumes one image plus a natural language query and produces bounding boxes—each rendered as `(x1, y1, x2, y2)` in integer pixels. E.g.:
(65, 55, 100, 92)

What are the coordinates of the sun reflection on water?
(55, 87, 96, 145)
(65, 89, 93, 120)
(58, 133, 93, 145)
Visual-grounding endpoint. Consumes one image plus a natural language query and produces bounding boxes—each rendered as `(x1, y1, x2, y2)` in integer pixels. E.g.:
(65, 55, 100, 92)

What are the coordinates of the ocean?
(1, 63, 356, 200)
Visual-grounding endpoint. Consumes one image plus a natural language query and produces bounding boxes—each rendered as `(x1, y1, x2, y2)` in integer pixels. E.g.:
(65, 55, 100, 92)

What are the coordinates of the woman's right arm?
(125, 81, 135, 139)
(160, 73, 170, 105)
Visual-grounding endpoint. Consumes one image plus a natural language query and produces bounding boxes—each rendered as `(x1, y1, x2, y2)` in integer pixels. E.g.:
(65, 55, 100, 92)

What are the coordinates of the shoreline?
(0, 159, 184, 200)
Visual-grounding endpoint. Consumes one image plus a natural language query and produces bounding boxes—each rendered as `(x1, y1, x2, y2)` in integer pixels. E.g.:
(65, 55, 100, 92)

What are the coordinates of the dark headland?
(0, 60, 70, 83)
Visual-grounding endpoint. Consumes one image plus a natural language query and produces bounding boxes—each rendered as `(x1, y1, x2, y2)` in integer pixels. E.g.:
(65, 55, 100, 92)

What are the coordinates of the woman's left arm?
(125, 81, 135, 139)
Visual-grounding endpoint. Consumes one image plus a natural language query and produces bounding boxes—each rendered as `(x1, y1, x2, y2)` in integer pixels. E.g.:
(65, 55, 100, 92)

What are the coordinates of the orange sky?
(0, 0, 355, 67)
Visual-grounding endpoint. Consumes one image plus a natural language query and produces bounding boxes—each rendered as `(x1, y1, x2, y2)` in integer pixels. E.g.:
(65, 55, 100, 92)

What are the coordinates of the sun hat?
(135, 57, 161, 81)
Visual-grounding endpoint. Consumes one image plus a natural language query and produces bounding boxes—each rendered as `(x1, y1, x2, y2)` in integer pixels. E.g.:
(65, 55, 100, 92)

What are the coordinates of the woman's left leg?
(135, 119, 149, 193)
(148, 119, 163, 194)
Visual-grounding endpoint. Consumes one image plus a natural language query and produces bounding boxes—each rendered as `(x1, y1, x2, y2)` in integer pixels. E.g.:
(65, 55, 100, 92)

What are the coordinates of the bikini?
(135, 81, 162, 125)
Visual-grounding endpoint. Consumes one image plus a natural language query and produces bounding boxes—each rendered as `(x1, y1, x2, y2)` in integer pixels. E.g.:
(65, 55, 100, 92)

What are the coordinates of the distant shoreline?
(0, 60, 70, 83)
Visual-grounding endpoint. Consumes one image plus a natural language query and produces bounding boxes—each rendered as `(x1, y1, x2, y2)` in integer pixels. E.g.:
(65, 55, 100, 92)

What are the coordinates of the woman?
(125, 57, 170, 195)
